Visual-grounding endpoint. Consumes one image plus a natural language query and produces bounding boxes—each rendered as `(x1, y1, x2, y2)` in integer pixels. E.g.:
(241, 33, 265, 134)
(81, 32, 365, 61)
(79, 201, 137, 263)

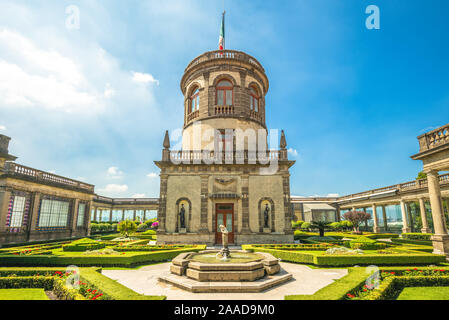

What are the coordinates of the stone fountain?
(158, 225, 292, 293)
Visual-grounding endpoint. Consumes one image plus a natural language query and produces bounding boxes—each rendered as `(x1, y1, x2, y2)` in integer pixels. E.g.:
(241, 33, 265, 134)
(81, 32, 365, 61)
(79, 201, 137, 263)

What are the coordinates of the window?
(77, 203, 86, 227)
(10, 196, 26, 227)
(216, 129, 234, 152)
(38, 198, 70, 228)
(216, 80, 233, 106)
(190, 87, 200, 113)
(250, 86, 260, 112)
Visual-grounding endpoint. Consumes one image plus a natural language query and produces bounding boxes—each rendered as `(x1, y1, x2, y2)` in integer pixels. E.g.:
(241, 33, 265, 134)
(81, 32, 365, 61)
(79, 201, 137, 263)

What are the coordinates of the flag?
(219, 11, 225, 50)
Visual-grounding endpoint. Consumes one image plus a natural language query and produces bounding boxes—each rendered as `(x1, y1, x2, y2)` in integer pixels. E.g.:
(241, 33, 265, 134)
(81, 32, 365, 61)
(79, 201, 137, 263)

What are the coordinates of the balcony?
(187, 110, 199, 122)
(416, 123, 449, 153)
(185, 50, 265, 74)
(215, 105, 234, 115)
(167, 149, 288, 164)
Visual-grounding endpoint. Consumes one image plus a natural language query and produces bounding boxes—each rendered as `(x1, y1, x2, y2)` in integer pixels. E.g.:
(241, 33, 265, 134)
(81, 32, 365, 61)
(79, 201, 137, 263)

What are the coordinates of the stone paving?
(102, 262, 348, 300)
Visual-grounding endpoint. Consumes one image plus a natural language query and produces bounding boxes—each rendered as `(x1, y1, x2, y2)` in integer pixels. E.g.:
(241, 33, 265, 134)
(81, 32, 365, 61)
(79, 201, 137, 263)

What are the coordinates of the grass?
(0, 288, 49, 300)
(396, 287, 449, 300)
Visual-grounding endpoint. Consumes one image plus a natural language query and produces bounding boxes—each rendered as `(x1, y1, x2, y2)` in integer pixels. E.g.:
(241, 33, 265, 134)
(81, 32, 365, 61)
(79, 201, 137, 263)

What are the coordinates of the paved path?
(102, 262, 347, 300)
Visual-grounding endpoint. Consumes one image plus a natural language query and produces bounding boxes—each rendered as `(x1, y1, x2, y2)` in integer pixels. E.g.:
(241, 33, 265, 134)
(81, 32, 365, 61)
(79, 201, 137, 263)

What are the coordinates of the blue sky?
(0, 0, 448, 198)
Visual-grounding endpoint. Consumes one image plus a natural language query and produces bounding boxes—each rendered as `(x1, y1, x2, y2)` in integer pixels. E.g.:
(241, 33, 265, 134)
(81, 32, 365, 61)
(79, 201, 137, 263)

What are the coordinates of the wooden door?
(215, 203, 234, 244)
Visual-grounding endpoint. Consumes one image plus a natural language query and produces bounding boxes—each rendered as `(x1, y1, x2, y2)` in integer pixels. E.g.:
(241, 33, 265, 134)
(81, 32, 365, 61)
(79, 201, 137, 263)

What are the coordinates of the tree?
(310, 221, 331, 237)
(117, 220, 137, 238)
(342, 211, 371, 234)
(417, 171, 427, 180)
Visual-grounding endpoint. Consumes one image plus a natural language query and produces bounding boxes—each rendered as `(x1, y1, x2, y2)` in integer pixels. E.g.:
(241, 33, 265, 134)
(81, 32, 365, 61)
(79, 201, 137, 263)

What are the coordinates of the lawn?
(0, 288, 49, 300)
(397, 287, 449, 300)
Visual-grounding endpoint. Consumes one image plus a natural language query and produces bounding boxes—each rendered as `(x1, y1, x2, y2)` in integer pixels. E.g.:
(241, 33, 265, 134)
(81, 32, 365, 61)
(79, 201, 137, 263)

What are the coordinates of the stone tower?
(155, 49, 295, 245)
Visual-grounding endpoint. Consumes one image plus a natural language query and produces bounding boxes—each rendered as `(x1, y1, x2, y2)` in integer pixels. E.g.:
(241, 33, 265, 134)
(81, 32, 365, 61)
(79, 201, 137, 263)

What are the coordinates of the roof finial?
(163, 130, 170, 149)
(280, 130, 287, 149)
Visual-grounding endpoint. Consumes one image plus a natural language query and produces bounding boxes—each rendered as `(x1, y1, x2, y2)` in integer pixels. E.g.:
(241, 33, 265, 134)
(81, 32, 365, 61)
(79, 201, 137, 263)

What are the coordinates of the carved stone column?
(372, 204, 381, 233)
(241, 175, 250, 234)
(400, 200, 411, 233)
(158, 174, 168, 233)
(199, 175, 209, 233)
(426, 170, 449, 258)
(419, 198, 431, 233)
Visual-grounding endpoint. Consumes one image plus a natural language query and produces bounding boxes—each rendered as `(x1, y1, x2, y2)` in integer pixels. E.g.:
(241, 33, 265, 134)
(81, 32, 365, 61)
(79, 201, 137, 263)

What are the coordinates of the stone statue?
(217, 224, 230, 260)
(264, 204, 270, 228)
(179, 204, 186, 229)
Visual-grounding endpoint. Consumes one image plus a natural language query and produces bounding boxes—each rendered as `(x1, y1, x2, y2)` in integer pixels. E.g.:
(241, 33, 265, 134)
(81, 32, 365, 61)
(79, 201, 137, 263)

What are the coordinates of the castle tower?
(155, 49, 295, 245)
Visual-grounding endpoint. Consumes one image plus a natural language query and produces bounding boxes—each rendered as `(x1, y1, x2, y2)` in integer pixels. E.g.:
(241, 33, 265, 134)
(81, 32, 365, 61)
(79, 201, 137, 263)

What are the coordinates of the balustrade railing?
(417, 123, 449, 152)
(4, 162, 94, 192)
(185, 50, 265, 73)
(167, 149, 286, 163)
(215, 105, 234, 115)
(338, 173, 449, 202)
(187, 110, 199, 122)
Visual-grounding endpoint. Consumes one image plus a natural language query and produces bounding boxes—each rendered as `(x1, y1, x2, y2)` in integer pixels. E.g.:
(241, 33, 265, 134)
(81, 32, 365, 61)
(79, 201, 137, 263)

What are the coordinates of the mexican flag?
(219, 11, 225, 50)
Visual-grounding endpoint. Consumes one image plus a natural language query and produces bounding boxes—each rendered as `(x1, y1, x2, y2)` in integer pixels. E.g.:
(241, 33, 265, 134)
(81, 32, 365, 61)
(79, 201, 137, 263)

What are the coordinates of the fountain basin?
(159, 250, 290, 292)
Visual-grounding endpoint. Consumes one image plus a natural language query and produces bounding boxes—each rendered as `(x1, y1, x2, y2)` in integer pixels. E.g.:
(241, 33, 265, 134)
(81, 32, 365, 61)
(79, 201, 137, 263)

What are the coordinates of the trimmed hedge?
(392, 238, 432, 246)
(63, 238, 106, 252)
(349, 237, 386, 250)
(0, 245, 207, 267)
(401, 233, 432, 241)
(285, 267, 369, 300)
(0, 267, 165, 300)
(244, 245, 446, 266)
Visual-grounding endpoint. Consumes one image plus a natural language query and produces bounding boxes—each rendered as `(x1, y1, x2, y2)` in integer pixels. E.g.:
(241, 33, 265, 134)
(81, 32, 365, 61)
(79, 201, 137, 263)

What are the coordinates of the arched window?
(216, 80, 233, 106)
(190, 87, 200, 113)
(250, 86, 260, 112)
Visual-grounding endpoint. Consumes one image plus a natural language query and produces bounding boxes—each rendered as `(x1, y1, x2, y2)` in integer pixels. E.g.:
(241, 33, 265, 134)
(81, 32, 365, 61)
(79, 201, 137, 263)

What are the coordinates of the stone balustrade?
(337, 173, 449, 203)
(417, 123, 449, 152)
(167, 149, 286, 163)
(214, 105, 234, 115)
(185, 50, 265, 74)
(3, 162, 94, 193)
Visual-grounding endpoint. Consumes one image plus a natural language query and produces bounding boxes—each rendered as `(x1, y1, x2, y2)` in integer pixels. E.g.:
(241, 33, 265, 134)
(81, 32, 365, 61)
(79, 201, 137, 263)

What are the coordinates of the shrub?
(142, 229, 157, 235)
(301, 222, 311, 230)
(291, 220, 304, 229)
(306, 236, 336, 242)
(401, 233, 432, 241)
(329, 222, 342, 230)
(349, 236, 386, 250)
(117, 220, 137, 238)
(63, 238, 106, 252)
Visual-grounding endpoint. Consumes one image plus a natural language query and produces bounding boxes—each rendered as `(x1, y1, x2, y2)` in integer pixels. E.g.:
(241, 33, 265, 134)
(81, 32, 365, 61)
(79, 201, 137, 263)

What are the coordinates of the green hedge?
(244, 245, 446, 266)
(0, 267, 165, 300)
(0, 245, 206, 267)
(392, 238, 432, 246)
(401, 233, 432, 241)
(361, 275, 449, 300)
(62, 238, 106, 252)
(285, 267, 370, 300)
(349, 237, 387, 250)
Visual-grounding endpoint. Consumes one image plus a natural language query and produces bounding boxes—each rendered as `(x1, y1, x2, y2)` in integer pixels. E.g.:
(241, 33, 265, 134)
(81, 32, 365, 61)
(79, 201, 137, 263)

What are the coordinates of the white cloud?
(104, 83, 115, 98)
(132, 72, 159, 85)
(288, 148, 298, 157)
(98, 184, 128, 194)
(132, 193, 146, 198)
(107, 166, 123, 179)
(147, 172, 158, 178)
(0, 125, 5, 131)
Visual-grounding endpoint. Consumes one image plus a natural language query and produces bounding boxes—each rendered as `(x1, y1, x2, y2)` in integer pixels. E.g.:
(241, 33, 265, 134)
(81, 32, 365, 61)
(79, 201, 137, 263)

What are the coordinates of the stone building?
(155, 49, 296, 245)
(0, 134, 94, 245)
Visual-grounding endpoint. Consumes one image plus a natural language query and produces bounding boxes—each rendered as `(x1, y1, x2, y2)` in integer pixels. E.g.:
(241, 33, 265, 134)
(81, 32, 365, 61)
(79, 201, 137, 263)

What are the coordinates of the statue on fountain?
(217, 224, 231, 260)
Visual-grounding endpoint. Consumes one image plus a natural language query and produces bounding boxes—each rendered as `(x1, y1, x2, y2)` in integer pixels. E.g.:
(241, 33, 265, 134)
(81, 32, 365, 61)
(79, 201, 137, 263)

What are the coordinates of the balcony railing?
(187, 110, 199, 122)
(93, 195, 159, 205)
(215, 105, 234, 115)
(338, 173, 449, 202)
(417, 123, 449, 152)
(3, 162, 95, 193)
(167, 149, 286, 163)
(185, 50, 265, 74)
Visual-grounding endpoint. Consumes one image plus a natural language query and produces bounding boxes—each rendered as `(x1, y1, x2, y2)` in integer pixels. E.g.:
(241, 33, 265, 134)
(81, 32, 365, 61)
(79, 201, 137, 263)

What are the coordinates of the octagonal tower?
(180, 50, 269, 150)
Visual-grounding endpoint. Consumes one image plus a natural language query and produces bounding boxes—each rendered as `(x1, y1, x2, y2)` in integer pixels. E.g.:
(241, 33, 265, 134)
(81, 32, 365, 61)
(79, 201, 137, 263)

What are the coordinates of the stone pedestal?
(373, 226, 381, 234)
(431, 234, 449, 259)
(402, 227, 412, 233)
(421, 228, 432, 233)
(179, 228, 186, 234)
(263, 228, 271, 234)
